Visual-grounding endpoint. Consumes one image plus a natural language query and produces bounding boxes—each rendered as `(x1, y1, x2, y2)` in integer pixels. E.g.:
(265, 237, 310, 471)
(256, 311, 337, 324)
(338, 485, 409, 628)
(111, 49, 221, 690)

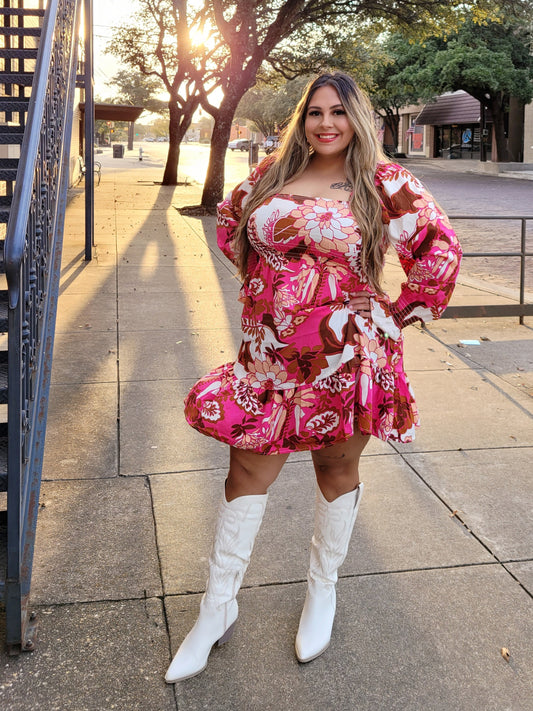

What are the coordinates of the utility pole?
(480, 102, 487, 163)
(84, 0, 94, 260)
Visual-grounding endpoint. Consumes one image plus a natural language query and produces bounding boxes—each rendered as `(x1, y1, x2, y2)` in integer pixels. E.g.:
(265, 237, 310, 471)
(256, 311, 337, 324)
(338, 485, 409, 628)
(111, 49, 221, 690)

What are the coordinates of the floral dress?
(184, 160, 462, 454)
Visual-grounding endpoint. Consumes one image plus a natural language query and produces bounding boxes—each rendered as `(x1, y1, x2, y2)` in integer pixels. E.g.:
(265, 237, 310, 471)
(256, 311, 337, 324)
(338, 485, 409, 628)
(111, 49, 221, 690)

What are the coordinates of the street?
(95, 143, 533, 294)
(96, 140, 252, 188)
(405, 158, 533, 294)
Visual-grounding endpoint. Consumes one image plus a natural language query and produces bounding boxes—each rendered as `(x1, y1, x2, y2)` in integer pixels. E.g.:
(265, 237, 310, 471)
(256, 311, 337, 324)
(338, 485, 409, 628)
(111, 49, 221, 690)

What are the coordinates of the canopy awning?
(416, 91, 483, 126)
(80, 103, 144, 122)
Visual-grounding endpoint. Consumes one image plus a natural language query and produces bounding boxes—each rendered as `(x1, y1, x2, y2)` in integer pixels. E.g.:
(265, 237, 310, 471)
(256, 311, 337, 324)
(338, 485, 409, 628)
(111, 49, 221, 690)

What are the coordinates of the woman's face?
(304, 84, 355, 159)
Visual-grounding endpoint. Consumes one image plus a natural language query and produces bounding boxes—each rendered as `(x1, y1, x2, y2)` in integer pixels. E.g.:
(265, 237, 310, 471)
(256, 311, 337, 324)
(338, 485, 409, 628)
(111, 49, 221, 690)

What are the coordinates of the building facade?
(392, 90, 533, 164)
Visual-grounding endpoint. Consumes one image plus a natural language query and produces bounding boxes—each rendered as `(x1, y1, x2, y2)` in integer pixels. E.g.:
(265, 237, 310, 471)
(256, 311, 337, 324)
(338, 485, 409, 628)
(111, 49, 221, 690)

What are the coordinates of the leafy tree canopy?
(424, 20, 533, 105)
(235, 75, 310, 136)
(107, 70, 168, 115)
(356, 16, 533, 159)
(106, 0, 532, 197)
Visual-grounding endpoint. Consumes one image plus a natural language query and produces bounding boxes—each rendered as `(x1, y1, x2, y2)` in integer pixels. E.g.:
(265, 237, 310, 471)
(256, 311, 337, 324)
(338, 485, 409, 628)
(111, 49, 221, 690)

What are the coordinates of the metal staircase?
(0, 5, 43, 497)
(0, 0, 82, 653)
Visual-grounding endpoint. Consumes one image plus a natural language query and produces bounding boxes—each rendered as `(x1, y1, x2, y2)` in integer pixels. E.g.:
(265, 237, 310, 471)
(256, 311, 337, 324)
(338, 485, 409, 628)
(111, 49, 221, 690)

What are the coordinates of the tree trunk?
(162, 101, 181, 185)
(490, 95, 510, 163)
(381, 109, 399, 155)
(387, 111, 400, 153)
(201, 99, 237, 208)
(162, 98, 197, 185)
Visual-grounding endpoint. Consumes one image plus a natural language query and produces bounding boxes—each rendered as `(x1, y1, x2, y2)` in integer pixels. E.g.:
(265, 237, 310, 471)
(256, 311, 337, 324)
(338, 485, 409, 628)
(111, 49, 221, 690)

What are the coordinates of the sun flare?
(189, 23, 215, 49)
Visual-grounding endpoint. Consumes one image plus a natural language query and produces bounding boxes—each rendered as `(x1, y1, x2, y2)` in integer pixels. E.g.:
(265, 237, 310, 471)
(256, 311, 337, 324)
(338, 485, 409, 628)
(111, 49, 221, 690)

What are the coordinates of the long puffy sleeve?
(376, 163, 462, 329)
(216, 156, 275, 265)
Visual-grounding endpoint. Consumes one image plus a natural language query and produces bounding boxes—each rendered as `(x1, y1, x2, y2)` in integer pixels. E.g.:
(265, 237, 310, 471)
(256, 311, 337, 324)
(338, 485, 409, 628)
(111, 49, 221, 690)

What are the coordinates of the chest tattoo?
(330, 181, 353, 192)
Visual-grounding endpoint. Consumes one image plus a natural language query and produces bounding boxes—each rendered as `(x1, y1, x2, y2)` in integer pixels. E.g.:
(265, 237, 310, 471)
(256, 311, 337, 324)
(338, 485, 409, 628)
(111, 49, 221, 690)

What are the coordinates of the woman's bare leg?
(225, 446, 290, 501)
(311, 431, 370, 501)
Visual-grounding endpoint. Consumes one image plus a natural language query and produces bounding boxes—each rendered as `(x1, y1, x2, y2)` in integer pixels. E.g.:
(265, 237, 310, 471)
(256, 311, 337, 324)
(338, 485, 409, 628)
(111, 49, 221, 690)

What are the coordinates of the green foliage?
(427, 20, 533, 104)
(362, 16, 533, 159)
(349, 17, 533, 111)
(369, 0, 532, 40)
(235, 76, 310, 135)
(107, 71, 168, 116)
(264, 22, 380, 84)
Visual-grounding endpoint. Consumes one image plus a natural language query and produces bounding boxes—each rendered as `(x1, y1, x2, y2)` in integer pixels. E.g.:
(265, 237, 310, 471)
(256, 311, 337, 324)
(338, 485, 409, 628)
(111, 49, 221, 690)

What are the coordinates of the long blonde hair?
(235, 73, 389, 293)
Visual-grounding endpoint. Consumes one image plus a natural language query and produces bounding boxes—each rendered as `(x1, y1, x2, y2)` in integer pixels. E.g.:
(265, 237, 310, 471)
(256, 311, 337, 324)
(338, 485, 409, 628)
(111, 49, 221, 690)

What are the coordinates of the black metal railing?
(444, 215, 533, 324)
(2, 0, 82, 654)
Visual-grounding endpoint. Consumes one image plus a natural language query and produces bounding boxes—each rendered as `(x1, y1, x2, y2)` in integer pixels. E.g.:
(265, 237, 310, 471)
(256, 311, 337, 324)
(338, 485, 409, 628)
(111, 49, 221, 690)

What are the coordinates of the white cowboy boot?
(295, 483, 364, 663)
(165, 492, 268, 683)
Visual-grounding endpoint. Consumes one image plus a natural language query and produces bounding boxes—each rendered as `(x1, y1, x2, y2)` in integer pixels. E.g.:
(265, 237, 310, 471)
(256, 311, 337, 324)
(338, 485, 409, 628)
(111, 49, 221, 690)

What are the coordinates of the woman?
(165, 72, 461, 683)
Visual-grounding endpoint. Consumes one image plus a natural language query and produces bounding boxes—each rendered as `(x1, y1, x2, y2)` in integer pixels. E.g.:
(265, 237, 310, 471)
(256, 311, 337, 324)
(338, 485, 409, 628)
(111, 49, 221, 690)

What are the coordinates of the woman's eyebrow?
(307, 103, 344, 110)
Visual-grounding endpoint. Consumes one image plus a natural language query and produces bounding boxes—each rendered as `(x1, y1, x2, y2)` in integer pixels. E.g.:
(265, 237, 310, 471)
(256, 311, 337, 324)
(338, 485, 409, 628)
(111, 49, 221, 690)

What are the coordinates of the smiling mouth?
(316, 134, 338, 141)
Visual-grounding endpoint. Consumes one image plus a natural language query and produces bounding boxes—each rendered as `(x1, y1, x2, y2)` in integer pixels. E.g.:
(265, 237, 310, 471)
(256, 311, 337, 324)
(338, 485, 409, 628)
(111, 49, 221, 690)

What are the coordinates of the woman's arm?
(377, 163, 462, 330)
(216, 157, 274, 265)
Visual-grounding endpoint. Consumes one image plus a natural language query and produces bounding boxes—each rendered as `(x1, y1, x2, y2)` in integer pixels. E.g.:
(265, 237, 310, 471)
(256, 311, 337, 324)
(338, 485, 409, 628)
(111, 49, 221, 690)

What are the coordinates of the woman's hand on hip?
(347, 293, 371, 318)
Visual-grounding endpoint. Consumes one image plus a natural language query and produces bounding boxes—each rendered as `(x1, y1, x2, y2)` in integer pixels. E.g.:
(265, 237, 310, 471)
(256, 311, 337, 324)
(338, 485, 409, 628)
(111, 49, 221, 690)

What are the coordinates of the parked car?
(264, 135, 279, 154)
(228, 138, 250, 151)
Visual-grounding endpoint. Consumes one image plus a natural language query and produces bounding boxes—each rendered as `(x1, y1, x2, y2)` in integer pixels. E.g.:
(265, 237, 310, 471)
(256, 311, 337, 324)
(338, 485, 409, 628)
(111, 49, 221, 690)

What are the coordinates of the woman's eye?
(308, 110, 320, 117)
(334, 109, 346, 115)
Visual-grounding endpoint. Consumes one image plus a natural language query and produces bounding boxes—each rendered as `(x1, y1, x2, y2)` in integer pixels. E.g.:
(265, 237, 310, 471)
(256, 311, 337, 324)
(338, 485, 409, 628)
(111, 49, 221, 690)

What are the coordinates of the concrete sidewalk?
(1, 155, 532, 711)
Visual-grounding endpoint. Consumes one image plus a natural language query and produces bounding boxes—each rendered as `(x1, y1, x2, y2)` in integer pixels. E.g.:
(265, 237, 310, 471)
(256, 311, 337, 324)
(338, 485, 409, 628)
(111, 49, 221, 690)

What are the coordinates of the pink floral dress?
(184, 160, 462, 454)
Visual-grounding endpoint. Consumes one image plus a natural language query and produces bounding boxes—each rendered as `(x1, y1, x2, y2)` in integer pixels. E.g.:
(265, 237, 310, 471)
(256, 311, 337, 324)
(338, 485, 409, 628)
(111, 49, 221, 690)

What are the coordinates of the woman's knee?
(311, 433, 370, 499)
(312, 433, 369, 473)
(226, 447, 288, 499)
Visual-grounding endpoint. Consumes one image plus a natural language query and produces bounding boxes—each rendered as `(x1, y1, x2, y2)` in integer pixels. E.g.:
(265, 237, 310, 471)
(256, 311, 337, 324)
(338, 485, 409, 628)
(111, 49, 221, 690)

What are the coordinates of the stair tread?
(0, 73, 34, 85)
(0, 124, 27, 132)
(1, 27, 41, 36)
(0, 49, 39, 58)
(0, 362, 6, 399)
(0, 347, 7, 406)
(0, 438, 7, 491)
(0, 100, 31, 112)
(0, 134, 24, 145)
(0, 8, 45, 15)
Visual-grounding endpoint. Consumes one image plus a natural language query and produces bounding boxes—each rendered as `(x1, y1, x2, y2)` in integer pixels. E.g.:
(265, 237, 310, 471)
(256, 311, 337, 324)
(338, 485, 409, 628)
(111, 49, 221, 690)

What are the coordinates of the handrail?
(3, 0, 82, 653)
(5, 0, 61, 307)
(445, 215, 533, 324)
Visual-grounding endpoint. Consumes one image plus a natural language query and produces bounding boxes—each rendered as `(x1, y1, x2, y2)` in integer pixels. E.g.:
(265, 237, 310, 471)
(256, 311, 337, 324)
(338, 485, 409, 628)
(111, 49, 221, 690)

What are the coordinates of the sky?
(90, 0, 221, 120)
(92, 0, 139, 98)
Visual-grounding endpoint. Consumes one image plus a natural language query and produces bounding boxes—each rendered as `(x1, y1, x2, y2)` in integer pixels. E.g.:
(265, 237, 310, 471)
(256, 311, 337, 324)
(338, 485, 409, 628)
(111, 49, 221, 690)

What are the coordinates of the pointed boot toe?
(295, 586, 336, 663)
(165, 609, 237, 683)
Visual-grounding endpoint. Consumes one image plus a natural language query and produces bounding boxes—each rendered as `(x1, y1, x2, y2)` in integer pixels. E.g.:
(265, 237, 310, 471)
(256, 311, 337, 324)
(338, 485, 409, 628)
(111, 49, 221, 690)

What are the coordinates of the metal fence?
(443, 215, 533, 324)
